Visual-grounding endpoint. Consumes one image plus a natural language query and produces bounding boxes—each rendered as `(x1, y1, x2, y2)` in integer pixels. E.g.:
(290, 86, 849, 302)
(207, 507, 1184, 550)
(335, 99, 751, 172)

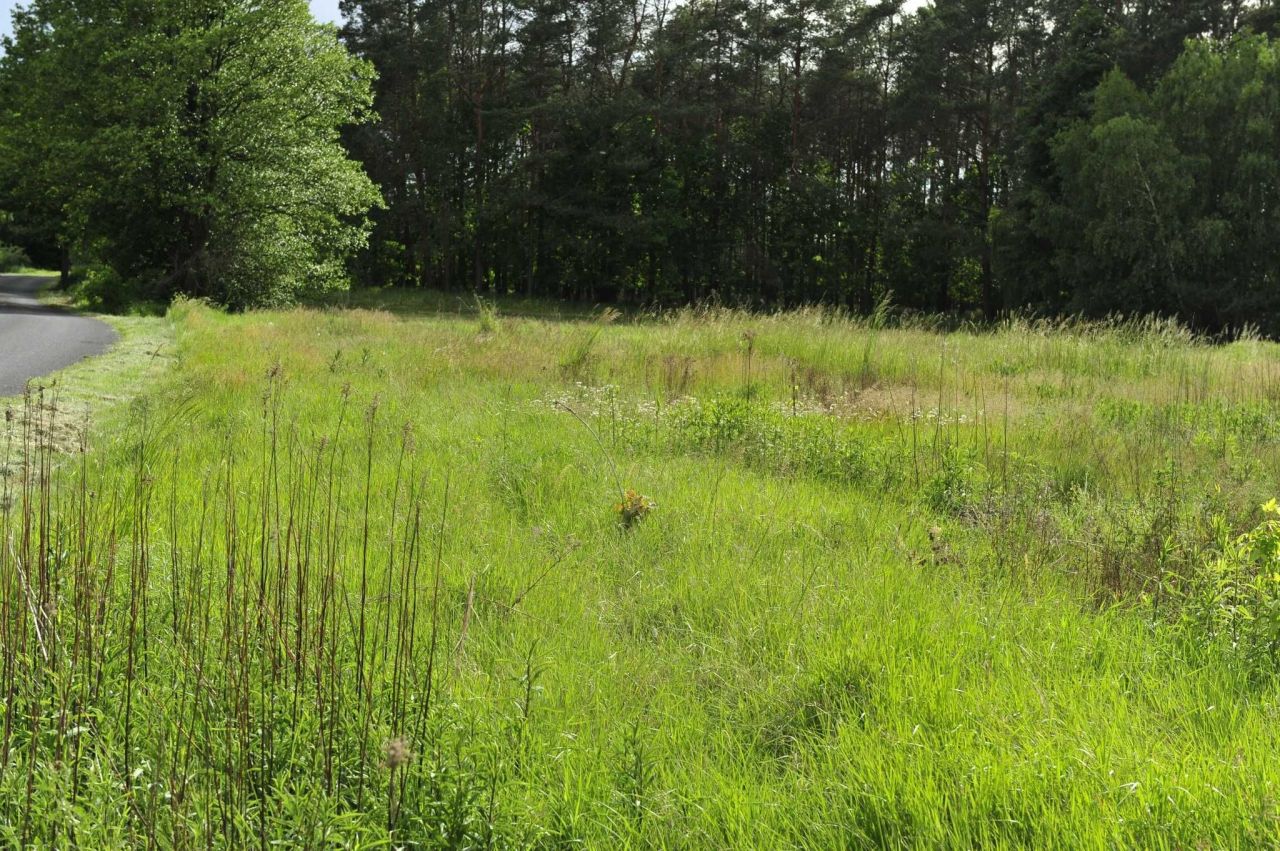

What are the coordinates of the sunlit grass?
(3, 294, 1280, 846)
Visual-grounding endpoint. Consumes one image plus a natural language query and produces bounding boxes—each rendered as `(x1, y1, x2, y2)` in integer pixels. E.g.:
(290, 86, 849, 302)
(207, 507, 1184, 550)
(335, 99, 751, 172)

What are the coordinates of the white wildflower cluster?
(535, 382, 622, 417)
(536, 383, 708, 425)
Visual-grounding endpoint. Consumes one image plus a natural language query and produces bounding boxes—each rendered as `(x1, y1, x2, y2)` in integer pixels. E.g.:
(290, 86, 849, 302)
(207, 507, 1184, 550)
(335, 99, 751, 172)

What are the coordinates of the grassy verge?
(2, 281, 174, 454)
(3, 294, 1280, 846)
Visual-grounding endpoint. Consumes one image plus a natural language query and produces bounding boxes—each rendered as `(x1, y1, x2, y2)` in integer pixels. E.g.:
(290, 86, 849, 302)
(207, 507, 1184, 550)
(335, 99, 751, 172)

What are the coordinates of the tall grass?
(3, 296, 1280, 845)
(1, 382, 484, 845)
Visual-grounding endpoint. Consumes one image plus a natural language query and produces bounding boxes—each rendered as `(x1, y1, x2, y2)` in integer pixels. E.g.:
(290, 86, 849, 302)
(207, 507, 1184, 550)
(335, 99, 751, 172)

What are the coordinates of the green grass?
(1, 300, 173, 456)
(4, 295, 1280, 847)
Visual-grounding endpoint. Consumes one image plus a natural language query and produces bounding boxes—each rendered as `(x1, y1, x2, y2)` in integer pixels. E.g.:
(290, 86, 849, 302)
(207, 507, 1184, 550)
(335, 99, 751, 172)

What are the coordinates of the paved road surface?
(0, 275, 118, 397)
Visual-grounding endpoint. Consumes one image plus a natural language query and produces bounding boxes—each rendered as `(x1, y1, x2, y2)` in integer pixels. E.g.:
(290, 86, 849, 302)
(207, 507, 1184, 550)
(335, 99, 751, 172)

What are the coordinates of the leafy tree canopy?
(0, 0, 381, 307)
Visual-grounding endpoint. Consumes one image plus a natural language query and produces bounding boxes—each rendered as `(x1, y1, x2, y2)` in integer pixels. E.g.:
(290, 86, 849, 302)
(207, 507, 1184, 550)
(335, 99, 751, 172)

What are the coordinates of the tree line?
(338, 0, 1280, 329)
(0, 0, 1278, 331)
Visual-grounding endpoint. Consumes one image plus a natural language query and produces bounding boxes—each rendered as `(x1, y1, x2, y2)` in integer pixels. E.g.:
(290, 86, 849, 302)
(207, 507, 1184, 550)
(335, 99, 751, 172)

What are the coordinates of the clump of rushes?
(616, 489, 655, 530)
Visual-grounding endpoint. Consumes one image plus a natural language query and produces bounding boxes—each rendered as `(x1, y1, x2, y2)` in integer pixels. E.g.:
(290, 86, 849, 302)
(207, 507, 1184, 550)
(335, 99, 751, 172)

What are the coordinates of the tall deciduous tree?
(0, 0, 381, 306)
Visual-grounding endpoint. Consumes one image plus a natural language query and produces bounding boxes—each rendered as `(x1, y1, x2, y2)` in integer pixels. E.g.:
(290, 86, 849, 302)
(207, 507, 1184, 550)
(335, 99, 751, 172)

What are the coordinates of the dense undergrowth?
(4, 297, 1280, 846)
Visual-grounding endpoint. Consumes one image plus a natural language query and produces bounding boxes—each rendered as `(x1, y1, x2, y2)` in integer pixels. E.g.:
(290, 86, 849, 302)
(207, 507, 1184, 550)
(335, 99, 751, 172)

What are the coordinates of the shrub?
(1169, 501, 1280, 676)
(0, 242, 30, 272)
(73, 265, 142, 313)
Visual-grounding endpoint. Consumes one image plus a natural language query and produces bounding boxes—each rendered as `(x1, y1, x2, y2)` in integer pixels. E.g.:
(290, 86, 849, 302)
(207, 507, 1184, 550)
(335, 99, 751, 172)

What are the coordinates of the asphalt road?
(0, 274, 118, 397)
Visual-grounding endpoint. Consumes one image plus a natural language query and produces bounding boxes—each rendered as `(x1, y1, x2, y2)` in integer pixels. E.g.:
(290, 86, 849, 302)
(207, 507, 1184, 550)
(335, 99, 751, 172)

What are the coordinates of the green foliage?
(336, 0, 1279, 332)
(1169, 501, 1280, 676)
(340, 0, 1018, 313)
(0, 0, 1270, 326)
(0, 0, 380, 307)
(0, 241, 30, 272)
(1050, 73, 1191, 315)
(1011, 31, 1280, 331)
(663, 396, 883, 486)
(73, 265, 137, 314)
(923, 448, 981, 516)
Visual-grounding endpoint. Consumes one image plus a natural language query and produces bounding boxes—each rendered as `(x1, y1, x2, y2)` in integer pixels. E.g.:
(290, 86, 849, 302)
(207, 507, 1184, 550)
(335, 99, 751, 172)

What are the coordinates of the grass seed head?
(382, 737, 413, 770)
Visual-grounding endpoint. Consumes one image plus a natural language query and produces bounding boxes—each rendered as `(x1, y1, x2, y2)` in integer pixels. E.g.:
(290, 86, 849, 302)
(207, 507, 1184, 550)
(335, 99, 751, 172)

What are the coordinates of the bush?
(1168, 501, 1280, 676)
(0, 242, 30, 272)
(74, 265, 133, 313)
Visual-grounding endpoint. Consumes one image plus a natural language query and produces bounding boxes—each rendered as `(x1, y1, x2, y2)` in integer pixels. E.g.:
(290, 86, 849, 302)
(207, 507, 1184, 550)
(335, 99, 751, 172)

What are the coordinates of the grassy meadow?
(7, 294, 1280, 847)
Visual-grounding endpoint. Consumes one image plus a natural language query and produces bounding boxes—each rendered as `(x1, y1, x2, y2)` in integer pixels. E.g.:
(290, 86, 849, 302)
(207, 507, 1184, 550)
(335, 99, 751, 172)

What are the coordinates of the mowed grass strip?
(2, 296, 1280, 847)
